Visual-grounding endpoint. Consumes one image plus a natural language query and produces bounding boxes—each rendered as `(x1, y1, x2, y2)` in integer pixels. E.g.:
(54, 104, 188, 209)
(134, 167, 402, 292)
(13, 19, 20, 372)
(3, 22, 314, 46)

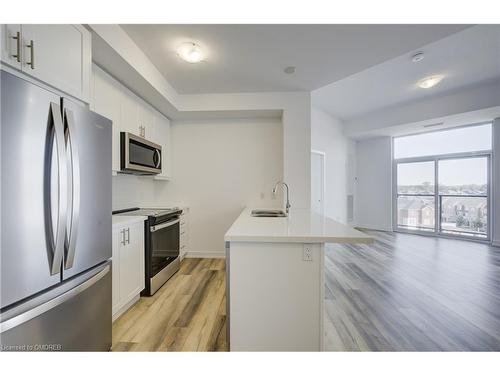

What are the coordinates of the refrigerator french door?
(0, 71, 112, 351)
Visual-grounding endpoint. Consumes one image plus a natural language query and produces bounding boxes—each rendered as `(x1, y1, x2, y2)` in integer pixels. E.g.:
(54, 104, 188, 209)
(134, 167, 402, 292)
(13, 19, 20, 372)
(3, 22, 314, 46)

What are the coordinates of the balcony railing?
(439, 194, 487, 238)
(396, 194, 488, 239)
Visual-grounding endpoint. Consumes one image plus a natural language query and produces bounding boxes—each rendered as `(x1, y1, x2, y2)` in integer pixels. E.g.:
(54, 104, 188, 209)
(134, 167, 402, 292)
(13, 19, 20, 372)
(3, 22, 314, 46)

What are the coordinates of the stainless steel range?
(113, 207, 183, 295)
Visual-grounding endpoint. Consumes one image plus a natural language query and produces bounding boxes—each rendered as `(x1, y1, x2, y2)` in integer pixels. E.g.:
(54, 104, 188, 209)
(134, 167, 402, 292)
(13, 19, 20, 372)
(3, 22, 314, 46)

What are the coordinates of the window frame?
(392, 122, 492, 160)
(392, 128, 492, 243)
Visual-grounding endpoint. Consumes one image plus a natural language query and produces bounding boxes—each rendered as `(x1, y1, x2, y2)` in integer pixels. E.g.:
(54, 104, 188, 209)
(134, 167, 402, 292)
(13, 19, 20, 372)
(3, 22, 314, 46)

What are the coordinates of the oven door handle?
(150, 219, 180, 232)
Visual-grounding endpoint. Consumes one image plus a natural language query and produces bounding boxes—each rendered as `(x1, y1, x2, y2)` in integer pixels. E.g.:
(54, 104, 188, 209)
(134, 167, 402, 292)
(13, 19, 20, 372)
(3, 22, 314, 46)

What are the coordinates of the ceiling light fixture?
(417, 75, 444, 89)
(284, 66, 296, 74)
(177, 42, 204, 63)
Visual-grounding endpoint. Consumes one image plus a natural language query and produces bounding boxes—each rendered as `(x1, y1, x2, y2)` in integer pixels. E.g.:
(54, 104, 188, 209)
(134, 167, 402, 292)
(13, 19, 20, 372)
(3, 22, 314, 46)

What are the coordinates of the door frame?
(311, 150, 326, 215)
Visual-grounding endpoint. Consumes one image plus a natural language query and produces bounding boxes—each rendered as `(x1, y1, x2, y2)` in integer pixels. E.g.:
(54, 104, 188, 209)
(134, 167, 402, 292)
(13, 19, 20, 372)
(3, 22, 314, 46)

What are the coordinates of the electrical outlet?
(303, 244, 313, 261)
(260, 192, 265, 200)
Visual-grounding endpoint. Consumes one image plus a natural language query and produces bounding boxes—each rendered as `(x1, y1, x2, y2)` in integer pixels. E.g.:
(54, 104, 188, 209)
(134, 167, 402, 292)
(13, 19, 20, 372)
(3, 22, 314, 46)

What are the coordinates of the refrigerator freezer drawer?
(0, 263, 112, 351)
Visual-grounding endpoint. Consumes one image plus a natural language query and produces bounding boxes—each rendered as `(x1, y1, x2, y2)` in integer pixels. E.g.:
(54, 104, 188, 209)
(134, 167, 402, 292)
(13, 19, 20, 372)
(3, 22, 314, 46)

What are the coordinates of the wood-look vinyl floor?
(325, 230, 500, 351)
(113, 231, 500, 351)
(112, 258, 227, 352)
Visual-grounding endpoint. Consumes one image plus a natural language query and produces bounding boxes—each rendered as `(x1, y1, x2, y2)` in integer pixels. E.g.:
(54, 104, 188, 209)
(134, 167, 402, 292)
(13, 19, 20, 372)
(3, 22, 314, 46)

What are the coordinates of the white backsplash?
(112, 174, 157, 211)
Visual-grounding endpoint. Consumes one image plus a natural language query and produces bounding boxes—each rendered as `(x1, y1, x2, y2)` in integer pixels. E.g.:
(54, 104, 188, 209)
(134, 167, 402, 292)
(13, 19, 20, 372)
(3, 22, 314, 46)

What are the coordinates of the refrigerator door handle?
(46, 102, 67, 275)
(0, 265, 110, 334)
(63, 108, 80, 269)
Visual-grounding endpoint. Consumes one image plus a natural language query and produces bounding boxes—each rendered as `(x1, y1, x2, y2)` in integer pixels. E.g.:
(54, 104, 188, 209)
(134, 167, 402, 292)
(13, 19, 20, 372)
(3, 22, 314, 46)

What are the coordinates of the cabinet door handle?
(26, 39, 35, 69)
(126, 228, 130, 244)
(121, 229, 126, 245)
(11, 31, 21, 62)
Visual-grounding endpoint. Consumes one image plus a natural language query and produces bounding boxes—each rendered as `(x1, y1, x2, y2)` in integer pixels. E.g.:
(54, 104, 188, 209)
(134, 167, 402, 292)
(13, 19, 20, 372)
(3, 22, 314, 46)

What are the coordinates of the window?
(394, 124, 491, 240)
(394, 124, 492, 159)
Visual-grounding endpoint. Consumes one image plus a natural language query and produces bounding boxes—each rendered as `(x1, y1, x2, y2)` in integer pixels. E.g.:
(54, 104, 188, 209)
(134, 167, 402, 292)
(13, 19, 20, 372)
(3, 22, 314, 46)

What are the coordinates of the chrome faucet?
(272, 181, 291, 215)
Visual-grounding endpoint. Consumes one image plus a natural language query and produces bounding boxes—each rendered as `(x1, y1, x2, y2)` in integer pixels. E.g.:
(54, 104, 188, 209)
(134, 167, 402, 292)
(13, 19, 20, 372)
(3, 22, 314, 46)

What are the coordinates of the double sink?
(251, 209, 287, 217)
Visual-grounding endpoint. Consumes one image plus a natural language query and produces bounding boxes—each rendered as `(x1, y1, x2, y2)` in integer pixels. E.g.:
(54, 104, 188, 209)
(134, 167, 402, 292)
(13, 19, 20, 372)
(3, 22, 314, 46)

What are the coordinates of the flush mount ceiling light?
(284, 66, 296, 74)
(177, 42, 204, 63)
(417, 75, 444, 89)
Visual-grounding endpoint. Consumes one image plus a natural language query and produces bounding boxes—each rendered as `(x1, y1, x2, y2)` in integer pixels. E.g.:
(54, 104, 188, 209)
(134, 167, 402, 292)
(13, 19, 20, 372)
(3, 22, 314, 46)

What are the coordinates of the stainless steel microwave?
(120, 132, 162, 175)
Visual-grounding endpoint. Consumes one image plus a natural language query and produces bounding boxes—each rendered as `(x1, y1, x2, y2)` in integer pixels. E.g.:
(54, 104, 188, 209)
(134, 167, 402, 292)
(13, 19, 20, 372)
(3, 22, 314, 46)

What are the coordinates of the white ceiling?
(121, 24, 471, 94)
(312, 25, 500, 120)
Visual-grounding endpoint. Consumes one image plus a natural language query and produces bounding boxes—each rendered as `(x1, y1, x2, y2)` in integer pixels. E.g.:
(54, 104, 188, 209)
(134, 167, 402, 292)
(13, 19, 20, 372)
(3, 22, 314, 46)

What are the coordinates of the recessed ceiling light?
(412, 52, 425, 63)
(417, 75, 444, 89)
(284, 66, 296, 74)
(177, 42, 204, 63)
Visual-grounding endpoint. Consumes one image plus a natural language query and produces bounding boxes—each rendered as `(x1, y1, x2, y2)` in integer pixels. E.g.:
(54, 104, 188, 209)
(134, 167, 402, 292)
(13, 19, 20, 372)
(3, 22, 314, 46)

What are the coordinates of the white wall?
(493, 117, 500, 247)
(154, 117, 284, 257)
(310, 107, 356, 224)
(355, 137, 393, 231)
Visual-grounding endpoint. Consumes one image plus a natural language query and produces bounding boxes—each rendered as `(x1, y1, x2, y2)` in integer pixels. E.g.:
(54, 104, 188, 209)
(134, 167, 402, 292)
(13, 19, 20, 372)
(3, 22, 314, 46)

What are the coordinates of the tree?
(472, 217, 484, 231)
(456, 215, 466, 228)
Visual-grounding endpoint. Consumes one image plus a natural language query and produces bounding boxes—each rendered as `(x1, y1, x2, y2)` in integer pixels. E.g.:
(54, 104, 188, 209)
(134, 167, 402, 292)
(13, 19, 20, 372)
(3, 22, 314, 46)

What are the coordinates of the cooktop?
(112, 207, 182, 218)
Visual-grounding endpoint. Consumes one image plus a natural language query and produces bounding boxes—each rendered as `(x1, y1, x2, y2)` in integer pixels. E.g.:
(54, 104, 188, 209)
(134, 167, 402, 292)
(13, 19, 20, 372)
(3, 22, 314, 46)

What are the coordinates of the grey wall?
(354, 137, 393, 231)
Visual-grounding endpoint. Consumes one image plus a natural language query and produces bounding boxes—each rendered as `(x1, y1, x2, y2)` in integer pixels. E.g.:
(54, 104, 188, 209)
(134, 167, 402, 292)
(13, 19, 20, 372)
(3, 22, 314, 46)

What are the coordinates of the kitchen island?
(224, 208, 373, 351)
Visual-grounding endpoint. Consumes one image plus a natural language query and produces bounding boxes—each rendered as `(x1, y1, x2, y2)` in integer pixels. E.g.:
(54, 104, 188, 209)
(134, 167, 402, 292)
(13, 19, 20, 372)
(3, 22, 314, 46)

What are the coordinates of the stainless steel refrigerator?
(0, 71, 112, 351)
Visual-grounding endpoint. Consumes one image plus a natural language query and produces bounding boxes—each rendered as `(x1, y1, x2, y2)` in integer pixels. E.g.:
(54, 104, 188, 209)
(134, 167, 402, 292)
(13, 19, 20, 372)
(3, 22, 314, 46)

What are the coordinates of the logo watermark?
(1, 343, 62, 351)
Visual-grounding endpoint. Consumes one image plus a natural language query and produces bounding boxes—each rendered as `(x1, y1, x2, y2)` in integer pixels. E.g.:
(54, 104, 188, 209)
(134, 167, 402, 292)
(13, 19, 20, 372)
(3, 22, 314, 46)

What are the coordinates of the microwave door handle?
(154, 149, 161, 168)
(150, 219, 180, 232)
(47, 103, 67, 275)
(63, 108, 80, 269)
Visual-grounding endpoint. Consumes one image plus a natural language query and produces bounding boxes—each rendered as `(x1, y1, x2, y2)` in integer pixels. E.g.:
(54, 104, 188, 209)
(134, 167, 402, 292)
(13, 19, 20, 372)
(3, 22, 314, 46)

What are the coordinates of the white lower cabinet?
(112, 220, 145, 321)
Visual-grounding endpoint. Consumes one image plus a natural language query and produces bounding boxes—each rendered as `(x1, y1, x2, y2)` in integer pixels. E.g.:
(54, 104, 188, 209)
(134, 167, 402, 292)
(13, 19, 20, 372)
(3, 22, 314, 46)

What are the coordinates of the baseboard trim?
(185, 250, 225, 259)
(492, 241, 500, 248)
(112, 294, 140, 322)
(355, 225, 393, 232)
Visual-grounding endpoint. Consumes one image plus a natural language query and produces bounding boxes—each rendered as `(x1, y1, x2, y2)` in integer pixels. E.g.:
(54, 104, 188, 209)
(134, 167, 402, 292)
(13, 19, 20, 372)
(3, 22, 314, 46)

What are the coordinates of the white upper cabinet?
(153, 111, 172, 180)
(91, 64, 172, 178)
(138, 99, 155, 140)
(0, 25, 91, 103)
(93, 65, 122, 172)
(120, 87, 139, 136)
(0, 24, 22, 70)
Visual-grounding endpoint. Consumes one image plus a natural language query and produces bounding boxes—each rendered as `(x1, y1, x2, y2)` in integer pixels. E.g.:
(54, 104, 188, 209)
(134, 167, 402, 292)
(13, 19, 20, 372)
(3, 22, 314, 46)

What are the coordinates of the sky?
(398, 158, 488, 186)
(395, 124, 491, 186)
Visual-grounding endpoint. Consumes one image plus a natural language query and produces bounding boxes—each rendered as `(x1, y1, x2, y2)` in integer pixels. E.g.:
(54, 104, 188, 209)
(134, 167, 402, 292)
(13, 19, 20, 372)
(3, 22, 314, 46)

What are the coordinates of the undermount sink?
(251, 209, 287, 217)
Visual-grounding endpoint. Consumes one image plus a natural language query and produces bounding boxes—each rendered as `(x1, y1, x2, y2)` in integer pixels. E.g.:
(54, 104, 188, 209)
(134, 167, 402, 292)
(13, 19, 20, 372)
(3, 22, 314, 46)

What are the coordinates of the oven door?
(150, 218, 180, 280)
(120, 132, 161, 174)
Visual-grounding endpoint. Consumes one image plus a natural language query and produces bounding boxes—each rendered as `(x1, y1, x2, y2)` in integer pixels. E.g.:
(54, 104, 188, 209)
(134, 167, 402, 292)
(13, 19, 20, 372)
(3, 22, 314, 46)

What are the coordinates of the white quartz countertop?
(112, 215, 147, 227)
(225, 208, 373, 244)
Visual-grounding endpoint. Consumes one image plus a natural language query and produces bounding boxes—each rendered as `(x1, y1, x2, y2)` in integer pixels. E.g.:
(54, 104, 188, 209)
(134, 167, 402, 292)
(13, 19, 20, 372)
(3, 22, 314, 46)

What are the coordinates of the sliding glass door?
(438, 157, 488, 239)
(394, 155, 490, 240)
(393, 124, 492, 241)
(396, 161, 435, 232)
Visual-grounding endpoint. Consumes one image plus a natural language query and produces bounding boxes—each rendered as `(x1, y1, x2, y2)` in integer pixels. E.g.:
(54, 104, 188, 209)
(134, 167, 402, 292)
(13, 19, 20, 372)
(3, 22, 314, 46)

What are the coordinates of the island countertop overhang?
(224, 208, 373, 244)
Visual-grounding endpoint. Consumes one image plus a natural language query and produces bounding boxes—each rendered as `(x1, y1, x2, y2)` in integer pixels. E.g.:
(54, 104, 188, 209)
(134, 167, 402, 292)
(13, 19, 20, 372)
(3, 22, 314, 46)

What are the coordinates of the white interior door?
(311, 151, 325, 215)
